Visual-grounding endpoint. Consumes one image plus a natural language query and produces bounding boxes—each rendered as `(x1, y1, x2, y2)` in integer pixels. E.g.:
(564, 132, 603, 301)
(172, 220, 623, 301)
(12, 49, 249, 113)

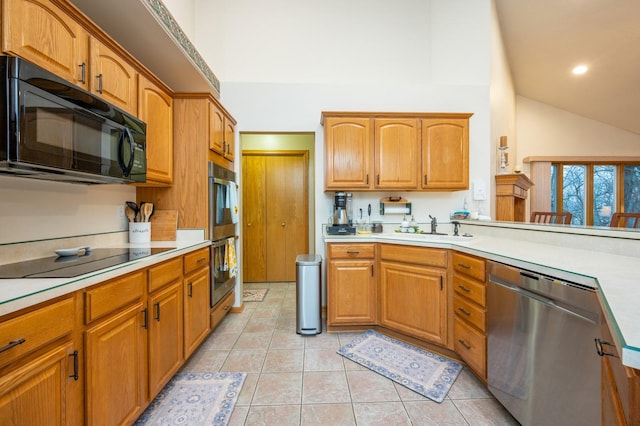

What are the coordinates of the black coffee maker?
(327, 192, 355, 235)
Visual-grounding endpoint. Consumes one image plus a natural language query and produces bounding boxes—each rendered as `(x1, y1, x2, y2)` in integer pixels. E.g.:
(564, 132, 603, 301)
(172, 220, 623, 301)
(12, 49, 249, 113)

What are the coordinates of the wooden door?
(375, 118, 419, 189)
(243, 151, 309, 282)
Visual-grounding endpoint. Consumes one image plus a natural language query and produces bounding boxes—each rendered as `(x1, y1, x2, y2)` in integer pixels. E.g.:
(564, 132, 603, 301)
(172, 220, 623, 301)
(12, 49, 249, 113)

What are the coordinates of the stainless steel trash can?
(296, 254, 322, 335)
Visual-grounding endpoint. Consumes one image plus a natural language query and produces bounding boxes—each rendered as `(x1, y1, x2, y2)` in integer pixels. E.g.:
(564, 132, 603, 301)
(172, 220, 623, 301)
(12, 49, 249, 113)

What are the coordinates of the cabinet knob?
(247, 222, 252, 227)
(281, 222, 286, 227)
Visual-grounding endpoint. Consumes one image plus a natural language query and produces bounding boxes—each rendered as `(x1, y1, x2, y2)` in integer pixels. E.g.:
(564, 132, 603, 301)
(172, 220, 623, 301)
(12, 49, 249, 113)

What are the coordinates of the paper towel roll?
(383, 206, 410, 214)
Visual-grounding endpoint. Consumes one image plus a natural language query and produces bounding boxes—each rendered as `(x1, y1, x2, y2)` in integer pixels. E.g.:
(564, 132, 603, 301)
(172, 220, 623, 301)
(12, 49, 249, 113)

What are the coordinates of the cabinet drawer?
(454, 317, 486, 379)
(85, 271, 145, 323)
(328, 243, 375, 259)
(454, 294, 486, 332)
(211, 290, 235, 330)
(184, 247, 210, 275)
(0, 296, 74, 367)
(453, 273, 486, 307)
(379, 244, 447, 267)
(148, 257, 183, 293)
(452, 252, 485, 282)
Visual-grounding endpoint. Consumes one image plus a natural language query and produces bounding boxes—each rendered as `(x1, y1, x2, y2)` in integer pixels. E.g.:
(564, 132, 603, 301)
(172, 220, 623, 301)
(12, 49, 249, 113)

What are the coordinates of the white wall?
(0, 176, 134, 245)
(192, 0, 495, 261)
(161, 0, 196, 40)
(488, 0, 516, 214)
(516, 96, 640, 165)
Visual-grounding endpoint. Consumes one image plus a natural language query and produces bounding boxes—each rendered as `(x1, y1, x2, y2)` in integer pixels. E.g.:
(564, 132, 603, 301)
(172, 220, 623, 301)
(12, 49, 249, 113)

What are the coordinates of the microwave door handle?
(117, 128, 135, 176)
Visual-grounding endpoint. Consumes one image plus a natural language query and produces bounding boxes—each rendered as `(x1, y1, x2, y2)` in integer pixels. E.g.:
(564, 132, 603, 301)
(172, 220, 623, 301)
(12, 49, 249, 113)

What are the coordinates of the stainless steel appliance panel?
(211, 237, 236, 307)
(208, 162, 236, 241)
(487, 261, 601, 426)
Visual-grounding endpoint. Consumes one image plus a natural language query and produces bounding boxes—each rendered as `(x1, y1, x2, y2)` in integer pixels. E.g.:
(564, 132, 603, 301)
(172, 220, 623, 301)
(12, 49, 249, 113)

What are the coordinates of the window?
(551, 162, 640, 226)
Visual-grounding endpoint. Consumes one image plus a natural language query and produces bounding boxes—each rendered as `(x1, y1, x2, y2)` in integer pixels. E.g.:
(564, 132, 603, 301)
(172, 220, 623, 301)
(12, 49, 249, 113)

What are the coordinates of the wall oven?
(209, 162, 238, 307)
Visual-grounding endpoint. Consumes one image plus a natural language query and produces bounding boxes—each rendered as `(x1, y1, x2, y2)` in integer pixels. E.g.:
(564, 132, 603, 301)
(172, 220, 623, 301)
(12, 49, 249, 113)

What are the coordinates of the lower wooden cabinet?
(148, 281, 184, 398)
(379, 244, 447, 345)
(0, 295, 80, 426)
(184, 266, 211, 359)
(0, 340, 78, 426)
(327, 243, 377, 326)
(211, 289, 235, 331)
(600, 314, 640, 425)
(84, 301, 146, 426)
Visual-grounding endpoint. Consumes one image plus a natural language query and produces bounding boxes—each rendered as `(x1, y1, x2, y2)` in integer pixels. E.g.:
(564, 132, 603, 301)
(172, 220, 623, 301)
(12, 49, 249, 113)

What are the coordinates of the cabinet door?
(209, 101, 225, 155)
(184, 267, 211, 359)
(327, 259, 376, 325)
(421, 118, 469, 190)
(374, 118, 419, 189)
(2, 0, 89, 89)
(224, 119, 235, 162)
(379, 261, 447, 345)
(89, 37, 137, 114)
(324, 117, 372, 189)
(138, 75, 173, 185)
(85, 302, 146, 426)
(0, 341, 77, 426)
(148, 281, 184, 398)
(242, 154, 267, 282)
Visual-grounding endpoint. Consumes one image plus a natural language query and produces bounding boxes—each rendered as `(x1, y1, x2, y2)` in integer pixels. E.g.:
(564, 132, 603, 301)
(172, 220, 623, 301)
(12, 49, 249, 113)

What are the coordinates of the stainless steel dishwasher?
(487, 261, 601, 426)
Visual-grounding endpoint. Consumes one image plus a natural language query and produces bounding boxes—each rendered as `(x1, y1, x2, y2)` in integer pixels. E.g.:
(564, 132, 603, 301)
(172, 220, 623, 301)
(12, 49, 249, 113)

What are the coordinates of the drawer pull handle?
(595, 338, 617, 357)
(78, 62, 86, 84)
(458, 285, 471, 293)
(142, 308, 148, 329)
(457, 263, 471, 269)
(197, 257, 207, 264)
(69, 350, 79, 381)
(154, 302, 161, 321)
(458, 339, 472, 350)
(346, 250, 360, 255)
(458, 307, 471, 316)
(0, 338, 26, 353)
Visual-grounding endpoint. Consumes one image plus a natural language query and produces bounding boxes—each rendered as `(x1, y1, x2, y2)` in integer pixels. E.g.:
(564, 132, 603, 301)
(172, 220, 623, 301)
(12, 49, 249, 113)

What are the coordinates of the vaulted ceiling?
(495, 0, 640, 135)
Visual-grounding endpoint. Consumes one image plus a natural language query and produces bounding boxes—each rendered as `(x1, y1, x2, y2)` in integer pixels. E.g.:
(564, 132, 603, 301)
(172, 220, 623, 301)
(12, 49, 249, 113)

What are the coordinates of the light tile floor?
(179, 282, 520, 425)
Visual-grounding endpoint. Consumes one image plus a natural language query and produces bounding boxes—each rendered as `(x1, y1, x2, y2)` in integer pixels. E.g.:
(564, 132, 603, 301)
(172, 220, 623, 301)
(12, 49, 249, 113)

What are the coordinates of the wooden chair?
(609, 212, 640, 228)
(530, 211, 573, 224)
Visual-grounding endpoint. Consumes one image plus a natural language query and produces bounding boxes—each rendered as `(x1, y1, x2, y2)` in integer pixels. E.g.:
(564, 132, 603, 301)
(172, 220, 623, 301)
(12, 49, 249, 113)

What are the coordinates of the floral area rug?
(337, 329, 462, 403)
(135, 372, 246, 425)
(243, 288, 268, 302)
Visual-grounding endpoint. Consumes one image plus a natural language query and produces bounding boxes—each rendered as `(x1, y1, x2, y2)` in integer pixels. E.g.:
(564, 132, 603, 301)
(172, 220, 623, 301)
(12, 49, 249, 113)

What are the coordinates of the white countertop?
(325, 230, 640, 369)
(0, 239, 211, 317)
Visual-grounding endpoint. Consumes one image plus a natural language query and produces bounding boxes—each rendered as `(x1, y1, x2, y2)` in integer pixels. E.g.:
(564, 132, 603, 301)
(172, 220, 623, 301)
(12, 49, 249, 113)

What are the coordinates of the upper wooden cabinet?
(209, 98, 236, 164)
(89, 36, 138, 115)
(375, 118, 420, 189)
(421, 118, 469, 190)
(138, 74, 173, 185)
(324, 116, 372, 189)
(322, 112, 473, 191)
(2, 0, 90, 89)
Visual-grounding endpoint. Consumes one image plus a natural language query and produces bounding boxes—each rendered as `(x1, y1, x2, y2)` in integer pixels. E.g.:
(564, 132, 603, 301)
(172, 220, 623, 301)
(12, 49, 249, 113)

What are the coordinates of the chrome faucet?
(429, 215, 438, 234)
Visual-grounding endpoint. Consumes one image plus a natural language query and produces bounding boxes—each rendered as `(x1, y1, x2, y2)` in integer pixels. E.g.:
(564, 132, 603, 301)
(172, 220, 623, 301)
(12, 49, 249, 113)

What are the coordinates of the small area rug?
(337, 329, 462, 403)
(243, 288, 268, 302)
(135, 372, 246, 425)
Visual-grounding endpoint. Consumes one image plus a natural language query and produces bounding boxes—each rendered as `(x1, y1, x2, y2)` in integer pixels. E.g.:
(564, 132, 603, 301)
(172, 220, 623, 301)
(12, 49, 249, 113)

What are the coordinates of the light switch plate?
(473, 179, 486, 200)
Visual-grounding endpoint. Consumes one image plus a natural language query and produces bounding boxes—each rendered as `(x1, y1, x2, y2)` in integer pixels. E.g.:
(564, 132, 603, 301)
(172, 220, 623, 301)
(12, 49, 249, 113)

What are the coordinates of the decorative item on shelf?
(498, 135, 509, 174)
(379, 196, 411, 215)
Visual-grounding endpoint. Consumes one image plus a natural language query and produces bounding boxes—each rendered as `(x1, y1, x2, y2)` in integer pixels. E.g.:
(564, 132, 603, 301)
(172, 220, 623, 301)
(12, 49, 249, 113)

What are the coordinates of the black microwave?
(0, 55, 146, 184)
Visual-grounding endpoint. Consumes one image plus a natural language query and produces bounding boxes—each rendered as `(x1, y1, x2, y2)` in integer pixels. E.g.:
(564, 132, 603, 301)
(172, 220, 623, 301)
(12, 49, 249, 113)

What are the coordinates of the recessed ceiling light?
(572, 65, 588, 75)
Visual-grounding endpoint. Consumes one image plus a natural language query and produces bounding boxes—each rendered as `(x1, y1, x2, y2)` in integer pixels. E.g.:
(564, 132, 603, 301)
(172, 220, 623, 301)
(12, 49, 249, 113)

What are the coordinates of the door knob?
(281, 222, 286, 227)
(247, 222, 252, 227)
